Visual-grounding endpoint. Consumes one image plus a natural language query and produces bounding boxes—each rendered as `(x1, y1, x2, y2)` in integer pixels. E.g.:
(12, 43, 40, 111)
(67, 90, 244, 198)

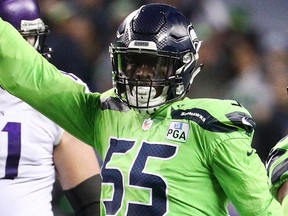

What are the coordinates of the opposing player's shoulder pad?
(266, 135, 288, 199)
(171, 98, 255, 134)
(60, 71, 90, 93)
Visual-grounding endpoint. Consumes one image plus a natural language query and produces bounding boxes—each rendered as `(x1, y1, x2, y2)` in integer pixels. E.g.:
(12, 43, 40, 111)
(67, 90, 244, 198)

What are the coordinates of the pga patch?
(166, 122, 189, 143)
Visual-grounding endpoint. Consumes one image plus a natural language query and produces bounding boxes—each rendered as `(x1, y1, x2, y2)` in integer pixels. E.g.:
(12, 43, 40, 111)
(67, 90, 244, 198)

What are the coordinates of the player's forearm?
(64, 174, 102, 216)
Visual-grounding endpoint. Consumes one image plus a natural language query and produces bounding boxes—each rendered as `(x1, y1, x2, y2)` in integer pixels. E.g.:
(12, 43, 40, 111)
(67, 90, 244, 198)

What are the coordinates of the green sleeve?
(266, 136, 288, 199)
(212, 134, 281, 215)
(282, 195, 288, 215)
(0, 18, 97, 145)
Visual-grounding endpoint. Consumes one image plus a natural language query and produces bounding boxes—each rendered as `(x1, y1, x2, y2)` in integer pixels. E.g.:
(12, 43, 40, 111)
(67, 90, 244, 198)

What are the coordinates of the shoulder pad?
(171, 107, 254, 134)
(225, 112, 256, 134)
(171, 99, 255, 134)
(100, 90, 129, 112)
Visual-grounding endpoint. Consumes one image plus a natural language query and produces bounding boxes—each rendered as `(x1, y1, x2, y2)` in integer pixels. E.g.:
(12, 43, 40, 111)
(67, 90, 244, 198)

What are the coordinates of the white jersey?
(0, 88, 63, 216)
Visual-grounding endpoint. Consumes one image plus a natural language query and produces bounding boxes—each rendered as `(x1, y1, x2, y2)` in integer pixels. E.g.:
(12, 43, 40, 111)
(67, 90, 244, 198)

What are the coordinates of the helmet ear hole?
(175, 85, 185, 95)
(25, 36, 37, 47)
(183, 53, 194, 64)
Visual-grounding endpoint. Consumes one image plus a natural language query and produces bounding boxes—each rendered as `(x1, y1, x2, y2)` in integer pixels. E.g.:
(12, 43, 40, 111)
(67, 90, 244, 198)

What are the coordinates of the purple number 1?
(2, 122, 21, 179)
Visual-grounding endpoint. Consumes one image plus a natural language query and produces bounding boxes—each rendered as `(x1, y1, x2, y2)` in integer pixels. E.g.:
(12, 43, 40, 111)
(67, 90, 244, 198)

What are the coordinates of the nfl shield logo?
(142, 118, 153, 131)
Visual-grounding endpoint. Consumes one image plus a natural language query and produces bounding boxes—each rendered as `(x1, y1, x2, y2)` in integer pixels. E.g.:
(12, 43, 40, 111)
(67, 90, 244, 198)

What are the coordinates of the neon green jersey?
(0, 19, 281, 216)
(267, 135, 288, 215)
(282, 195, 288, 215)
(267, 136, 288, 197)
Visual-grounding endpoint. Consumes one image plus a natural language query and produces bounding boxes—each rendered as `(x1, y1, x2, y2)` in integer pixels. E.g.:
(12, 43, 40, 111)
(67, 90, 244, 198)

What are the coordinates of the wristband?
(64, 174, 102, 216)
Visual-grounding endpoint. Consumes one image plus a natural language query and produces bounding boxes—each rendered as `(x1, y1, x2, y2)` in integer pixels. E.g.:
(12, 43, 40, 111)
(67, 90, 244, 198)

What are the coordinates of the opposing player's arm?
(54, 131, 102, 216)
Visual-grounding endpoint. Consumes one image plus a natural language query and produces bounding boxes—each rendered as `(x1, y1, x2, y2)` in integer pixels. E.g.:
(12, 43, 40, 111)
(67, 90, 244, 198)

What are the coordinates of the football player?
(0, 3, 281, 215)
(266, 103, 288, 214)
(0, 0, 101, 215)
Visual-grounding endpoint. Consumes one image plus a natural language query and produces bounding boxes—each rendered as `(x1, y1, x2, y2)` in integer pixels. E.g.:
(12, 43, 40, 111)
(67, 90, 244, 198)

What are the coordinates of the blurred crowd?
(36, 0, 288, 215)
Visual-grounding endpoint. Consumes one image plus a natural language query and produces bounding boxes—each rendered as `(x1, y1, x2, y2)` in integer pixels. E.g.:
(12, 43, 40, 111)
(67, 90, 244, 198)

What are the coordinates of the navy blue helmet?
(110, 3, 202, 111)
(0, 0, 52, 59)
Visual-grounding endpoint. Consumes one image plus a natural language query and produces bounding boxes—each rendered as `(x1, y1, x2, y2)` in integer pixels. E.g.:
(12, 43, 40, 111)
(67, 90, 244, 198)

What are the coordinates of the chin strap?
(137, 107, 159, 115)
(189, 64, 204, 85)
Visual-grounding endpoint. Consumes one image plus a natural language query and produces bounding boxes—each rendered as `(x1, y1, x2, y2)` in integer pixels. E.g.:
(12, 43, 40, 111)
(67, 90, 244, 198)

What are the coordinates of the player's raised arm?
(0, 18, 95, 145)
